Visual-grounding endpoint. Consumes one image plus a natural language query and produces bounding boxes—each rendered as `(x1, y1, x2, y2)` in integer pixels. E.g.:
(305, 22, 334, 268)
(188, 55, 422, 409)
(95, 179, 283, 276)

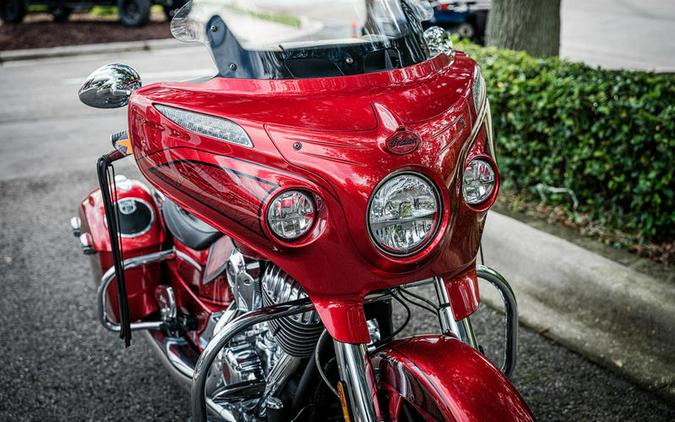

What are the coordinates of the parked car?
(428, 0, 490, 45)
(0, 0, 187, 26)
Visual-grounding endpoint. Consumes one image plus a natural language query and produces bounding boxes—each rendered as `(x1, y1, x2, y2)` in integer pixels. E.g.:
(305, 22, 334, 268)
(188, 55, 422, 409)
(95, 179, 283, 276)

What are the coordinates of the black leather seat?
(162, 198, 222, 250)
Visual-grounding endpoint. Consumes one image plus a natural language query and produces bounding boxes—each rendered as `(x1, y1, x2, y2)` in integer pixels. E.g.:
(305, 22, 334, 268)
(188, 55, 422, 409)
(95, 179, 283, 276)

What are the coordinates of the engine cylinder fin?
(261, 264, 322, 357)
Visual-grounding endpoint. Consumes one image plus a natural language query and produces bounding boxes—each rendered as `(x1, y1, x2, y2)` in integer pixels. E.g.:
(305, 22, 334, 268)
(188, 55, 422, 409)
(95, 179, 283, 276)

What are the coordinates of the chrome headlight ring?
(367, 171, 442, 257)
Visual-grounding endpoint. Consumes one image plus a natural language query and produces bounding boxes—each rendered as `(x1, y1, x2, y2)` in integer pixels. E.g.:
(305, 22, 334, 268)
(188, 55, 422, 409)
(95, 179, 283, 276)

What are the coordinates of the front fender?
(374, 335, 534, 422)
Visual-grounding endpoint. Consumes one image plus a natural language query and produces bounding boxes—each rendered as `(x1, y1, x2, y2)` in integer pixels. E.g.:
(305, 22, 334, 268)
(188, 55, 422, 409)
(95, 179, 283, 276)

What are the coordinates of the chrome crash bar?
(97, 249, 176, 332)
(476, 265, 519, 378)
(433, 265, 519, 378)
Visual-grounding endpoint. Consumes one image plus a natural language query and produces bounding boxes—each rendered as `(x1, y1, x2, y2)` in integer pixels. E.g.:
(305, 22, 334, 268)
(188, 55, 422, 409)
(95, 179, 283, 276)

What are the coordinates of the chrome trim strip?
(467, 96, 490, 148)
(97, 249, 176, 333)
(176, 250, 203, 272)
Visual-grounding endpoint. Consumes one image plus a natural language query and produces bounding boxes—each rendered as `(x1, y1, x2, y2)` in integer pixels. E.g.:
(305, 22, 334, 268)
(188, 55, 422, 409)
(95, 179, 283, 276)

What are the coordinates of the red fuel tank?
(79, 176, 166, 322)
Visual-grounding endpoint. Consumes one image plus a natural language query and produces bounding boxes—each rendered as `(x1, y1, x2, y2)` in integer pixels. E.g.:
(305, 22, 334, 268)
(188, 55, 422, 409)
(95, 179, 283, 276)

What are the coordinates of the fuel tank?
(128, 52, 494, 342)
(79, 176, 166, 322)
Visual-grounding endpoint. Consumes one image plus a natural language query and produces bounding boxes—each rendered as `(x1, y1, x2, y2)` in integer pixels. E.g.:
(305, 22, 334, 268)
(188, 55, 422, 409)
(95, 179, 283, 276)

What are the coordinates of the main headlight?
(367, 173, 441, 256)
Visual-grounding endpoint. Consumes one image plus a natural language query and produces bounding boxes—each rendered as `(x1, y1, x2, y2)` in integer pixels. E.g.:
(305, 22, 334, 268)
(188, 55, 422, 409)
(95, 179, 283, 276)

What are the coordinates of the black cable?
(479, 241, 485, 265)
(314, 330, 339, 399)
(372, 291, 411, 353)
(97, 153, 131, 346)
(397, 287, 438, 315)
(314, 291, 416, 397)
(110, 166, 128, 340)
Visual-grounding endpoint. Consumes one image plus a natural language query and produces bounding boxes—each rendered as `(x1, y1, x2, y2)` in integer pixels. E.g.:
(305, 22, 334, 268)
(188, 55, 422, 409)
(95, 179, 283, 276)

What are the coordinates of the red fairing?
(445, 269, 480, 321)
(375, 336, 534, 422)
(127, 52, 494, 343)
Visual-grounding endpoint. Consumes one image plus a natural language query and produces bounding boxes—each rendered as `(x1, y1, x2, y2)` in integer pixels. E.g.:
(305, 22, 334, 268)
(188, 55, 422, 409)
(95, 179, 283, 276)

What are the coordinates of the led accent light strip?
(155, 104, 253, 147)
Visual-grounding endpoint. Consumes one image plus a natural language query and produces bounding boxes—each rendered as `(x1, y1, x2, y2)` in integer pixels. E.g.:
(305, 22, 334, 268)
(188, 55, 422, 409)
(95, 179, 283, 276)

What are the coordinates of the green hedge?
(458, 42, 675, 242)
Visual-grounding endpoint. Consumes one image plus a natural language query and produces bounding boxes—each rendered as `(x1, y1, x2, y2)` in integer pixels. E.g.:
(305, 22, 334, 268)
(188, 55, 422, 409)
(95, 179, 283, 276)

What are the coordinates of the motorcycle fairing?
(375, 336, 535, 422)
(128, 52, 493, 343)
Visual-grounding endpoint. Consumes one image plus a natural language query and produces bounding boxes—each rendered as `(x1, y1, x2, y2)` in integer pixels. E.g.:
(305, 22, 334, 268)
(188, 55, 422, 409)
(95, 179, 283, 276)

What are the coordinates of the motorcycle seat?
(161, 198, 222, 250)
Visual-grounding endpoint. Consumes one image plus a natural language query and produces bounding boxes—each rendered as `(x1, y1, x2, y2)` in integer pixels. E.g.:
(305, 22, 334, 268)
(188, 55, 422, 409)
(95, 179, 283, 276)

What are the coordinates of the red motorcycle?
(72, 1, 533, 420)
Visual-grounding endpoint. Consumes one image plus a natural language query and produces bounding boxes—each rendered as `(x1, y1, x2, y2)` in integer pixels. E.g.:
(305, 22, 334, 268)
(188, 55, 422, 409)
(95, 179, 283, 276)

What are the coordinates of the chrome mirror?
(424, 26, 454, 57)
(78, 64, 141, 109)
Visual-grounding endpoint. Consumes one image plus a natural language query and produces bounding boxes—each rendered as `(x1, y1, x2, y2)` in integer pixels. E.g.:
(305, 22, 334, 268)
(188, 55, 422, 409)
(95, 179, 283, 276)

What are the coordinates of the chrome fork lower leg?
(333, 341, 381, 422)
(433, 276, 478, 348)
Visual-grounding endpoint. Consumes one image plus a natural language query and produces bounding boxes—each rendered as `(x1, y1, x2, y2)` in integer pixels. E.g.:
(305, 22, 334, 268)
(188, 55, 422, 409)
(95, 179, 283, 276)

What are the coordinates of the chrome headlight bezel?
(266, 190, 316, 241)
(366, 171, 443, 257)
(462, 157, 497, 206)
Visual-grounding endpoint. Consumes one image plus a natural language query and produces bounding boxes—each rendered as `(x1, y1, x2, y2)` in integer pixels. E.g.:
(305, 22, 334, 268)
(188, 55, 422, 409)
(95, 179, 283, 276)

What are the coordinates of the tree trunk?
(486, 0, 561, 57)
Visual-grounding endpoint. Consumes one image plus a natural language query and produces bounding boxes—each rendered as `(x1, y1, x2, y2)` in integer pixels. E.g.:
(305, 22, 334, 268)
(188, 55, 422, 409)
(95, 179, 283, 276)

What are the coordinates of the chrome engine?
(261, 265, 323, 358)
(201, 249, 322, 420)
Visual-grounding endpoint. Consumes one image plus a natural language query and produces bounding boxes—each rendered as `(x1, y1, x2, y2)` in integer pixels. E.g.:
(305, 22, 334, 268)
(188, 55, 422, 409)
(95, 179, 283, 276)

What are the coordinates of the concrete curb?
(0, 38, 190, 63)
(480, 212, 675, 404)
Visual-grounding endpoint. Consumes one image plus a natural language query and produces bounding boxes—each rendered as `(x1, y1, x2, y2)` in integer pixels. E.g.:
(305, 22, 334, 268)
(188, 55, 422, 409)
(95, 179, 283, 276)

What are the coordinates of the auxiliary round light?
(266, 190, 315, 240)
(462, 158, 496, 205)
(367, 173, 441, 256)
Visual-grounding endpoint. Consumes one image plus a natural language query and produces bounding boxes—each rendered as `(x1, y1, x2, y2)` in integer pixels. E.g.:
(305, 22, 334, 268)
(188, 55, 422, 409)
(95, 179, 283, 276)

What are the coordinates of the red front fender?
(374, 335, 534, 422)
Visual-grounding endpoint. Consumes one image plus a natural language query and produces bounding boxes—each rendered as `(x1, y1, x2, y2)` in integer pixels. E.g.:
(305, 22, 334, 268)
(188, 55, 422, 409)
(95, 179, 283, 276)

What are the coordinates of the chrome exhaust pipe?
(141, 329, 194, 388)
(141, 329, 238, 421)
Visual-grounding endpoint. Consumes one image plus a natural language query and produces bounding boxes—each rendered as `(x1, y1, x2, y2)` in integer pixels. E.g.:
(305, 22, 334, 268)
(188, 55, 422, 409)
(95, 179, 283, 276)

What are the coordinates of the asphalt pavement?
(1, 45, 674, 421)
(561, 0, 675, 72)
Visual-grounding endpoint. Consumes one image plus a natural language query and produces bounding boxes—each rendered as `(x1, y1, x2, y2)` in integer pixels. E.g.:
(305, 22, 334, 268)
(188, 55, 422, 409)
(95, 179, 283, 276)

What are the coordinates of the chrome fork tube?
(333, 341, 381, 422)
(433, 276, 478, 348)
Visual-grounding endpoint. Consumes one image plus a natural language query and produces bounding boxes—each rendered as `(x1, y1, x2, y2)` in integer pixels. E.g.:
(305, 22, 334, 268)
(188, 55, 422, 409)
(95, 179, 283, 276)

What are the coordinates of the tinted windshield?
(171, 0, 431, 79)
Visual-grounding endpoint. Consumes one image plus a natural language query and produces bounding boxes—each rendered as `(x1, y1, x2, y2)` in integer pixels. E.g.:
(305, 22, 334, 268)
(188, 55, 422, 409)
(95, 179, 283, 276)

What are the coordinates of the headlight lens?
(267, 190, 315, 240)
(368, 173, 440, 256)
(155, 104, 253, 147)
(462, 159, 496, 205)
